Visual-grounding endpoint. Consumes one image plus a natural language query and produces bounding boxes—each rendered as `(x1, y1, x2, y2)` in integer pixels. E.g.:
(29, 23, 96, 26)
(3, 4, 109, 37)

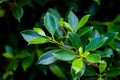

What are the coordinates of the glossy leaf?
(12, 4, 23, 22)
(106, 23, 120, 40)
(48, 8, 61, 19)
(68, 11, 78, 30)
(29, 37, 47, 44)
(99, 61, 107, 73)
(33, 28, 46, 36)
(69, 32, 82, 49)
(44, 13, 57, 35)
(20, 30, 42, 42)
(103, 32, 118, 46)
(86, 54, 101, 63)
(47, 9, 63, 37)
(22, 56, 33, 71)
(49, 64, 66, 78)
(76, 14, 90, 31)
(54, 49, 77, 61)
(72, 58, 84, 74)
(80, 27, 93, 44)
(71, 62, 85, 80)
(37, 50, 58, 65)
(77, 26, 93, 37)
(86, 36, 108, 51)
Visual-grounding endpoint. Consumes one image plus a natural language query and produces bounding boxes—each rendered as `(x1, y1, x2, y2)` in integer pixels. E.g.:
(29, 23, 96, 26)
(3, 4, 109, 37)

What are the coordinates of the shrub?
(21, 8, 120, 80)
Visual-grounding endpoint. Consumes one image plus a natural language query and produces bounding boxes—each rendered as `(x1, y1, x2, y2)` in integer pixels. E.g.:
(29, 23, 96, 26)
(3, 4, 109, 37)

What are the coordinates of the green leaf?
(72, 58, 84, 74)
(77, 26, 93, 37)
(106, 68, 120, 77)
(0, 8, 5, 17)
(12, 4, 23, 22)
(98, 77, 104, 80)
(36, 50, 58, 65)
(113, 14, 120, 23)
(2, 52, 14, 59)
(82, 51, 90, 58)
(48, 8, 61, 19)
(29, 37, 47, 44)
(47, 9, 63, 37)
(49, 64, 66, 78)
(94, 0, 101, 6)
(76, 14, 90, 32)
(84, 64, 96, 76)
(80, 27, 93, 44)
(68, 11, 78, 30)
(22, 56, 34, 71)
(5, 45, 13, 53)
(69, 32, 82, 49)
(86, 54, 101, 63)
(20, 30, 42, 42)
(44, 13, 57, 35)
(16, 50, 30, 59)
(79, 47, 83, 54)
(86, 36, 108, 51)
(60, 18, 73, 32)
(33, 28, 46, 36)
(97, 48, 113, 58)
(106, 23, 120, 40)
(99, 61, 107, 73)
(71, 62, 85, 80)
(0, 0, 7, 4)
(103, 32, 118, 46)
(10, 60, 19, 71)
(17, 0, 32, 6)
(53, 49, 77, 61)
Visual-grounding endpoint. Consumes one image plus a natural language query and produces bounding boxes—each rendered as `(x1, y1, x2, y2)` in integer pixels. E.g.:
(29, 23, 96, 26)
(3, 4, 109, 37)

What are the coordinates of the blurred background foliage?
(0, 0, 120, 80)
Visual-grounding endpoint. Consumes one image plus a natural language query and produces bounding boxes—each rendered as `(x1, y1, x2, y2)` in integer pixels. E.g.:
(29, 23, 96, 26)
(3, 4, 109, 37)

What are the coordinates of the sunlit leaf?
(29, 37, 48, 44)
(3, 52, 14, 59)
(33, 28, 46, 36)
(76, 14, 90, 31)
(99, 61, 107, 73)
(86, 54, 101, 63)
(71, 61, 85, 80)
(72, 58, 84, 74)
